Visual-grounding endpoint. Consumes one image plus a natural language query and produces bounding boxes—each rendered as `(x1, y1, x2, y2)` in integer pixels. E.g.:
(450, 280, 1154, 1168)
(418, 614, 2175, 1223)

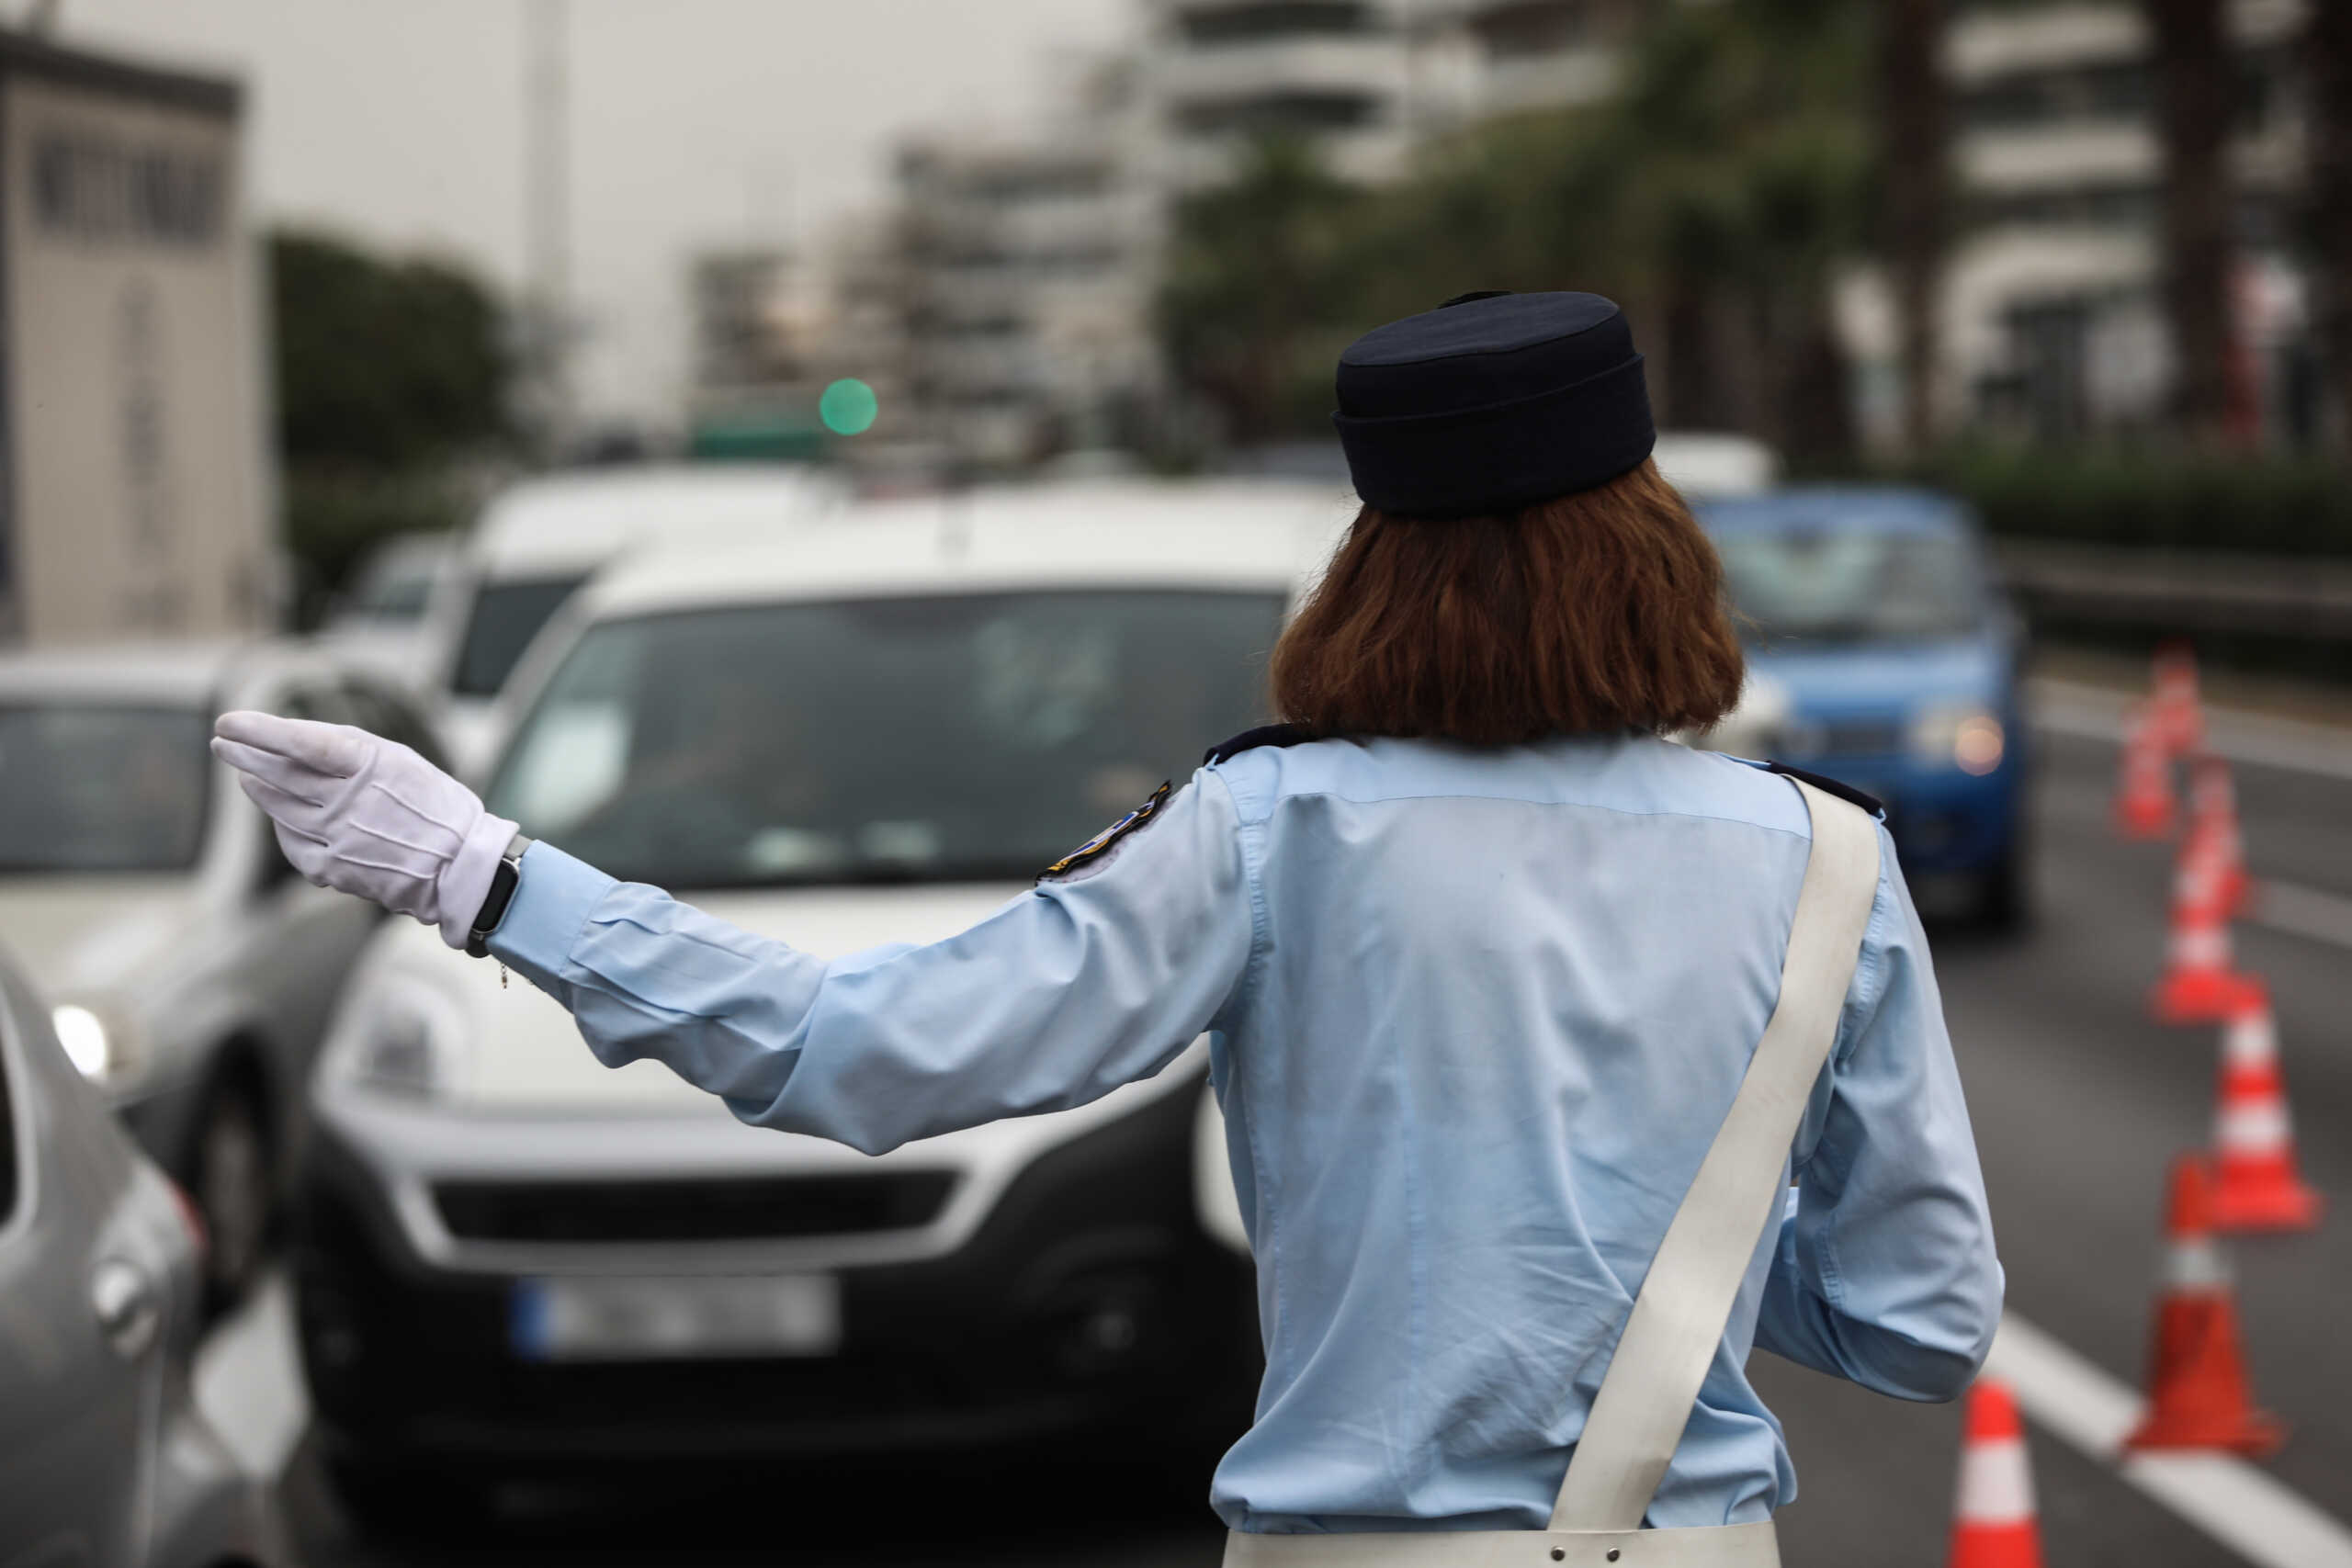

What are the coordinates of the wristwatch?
(466, 832, 535, 959)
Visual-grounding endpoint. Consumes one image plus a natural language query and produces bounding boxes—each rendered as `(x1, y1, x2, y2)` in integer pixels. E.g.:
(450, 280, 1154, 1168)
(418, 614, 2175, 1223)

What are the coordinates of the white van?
(293, 479, 1346, 1524)
(421, 465, 842, 776)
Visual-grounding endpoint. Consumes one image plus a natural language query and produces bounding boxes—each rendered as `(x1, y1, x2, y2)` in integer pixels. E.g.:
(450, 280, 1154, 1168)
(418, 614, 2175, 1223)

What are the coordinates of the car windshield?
(485, 590, 1288, 888)
(345, 552, 439, 621)
(0, 705, 211, 873)
(452, 575, 589, 698)
(1713, 527, 1984, 647)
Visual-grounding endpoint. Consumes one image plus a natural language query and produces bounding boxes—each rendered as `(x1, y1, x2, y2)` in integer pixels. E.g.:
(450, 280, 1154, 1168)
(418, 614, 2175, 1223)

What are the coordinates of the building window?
(1961, 62, 2153, 130)
(1176, 2, 1376, 45)
(1179, 90, 1383, 134)
(1474, 1, 1598, 60)
(1973, 185, 2158, 231)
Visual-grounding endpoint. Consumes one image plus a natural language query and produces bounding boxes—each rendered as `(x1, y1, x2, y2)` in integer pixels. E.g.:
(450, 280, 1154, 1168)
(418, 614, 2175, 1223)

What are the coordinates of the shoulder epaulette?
(1204, 723, 1317, 767)
(1766, 761, 1885, 818)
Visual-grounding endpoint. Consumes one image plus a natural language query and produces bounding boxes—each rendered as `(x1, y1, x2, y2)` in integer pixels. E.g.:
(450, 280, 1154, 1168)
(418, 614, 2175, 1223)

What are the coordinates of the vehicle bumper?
(293, 1077, 1258, 1471)
(147, 1393, 290, 1568)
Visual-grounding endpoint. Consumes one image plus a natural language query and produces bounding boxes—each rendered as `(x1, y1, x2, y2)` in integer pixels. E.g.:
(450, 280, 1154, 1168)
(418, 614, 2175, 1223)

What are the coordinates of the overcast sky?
(55, 0, 1133, 422)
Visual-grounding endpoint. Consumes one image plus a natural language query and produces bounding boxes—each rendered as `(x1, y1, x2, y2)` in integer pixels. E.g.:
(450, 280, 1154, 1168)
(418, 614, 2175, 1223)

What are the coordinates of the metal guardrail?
(1992, 540, 2352, 641)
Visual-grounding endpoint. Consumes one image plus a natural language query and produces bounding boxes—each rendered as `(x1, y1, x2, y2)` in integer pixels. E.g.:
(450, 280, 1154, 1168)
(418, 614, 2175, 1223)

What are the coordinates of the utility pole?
(522, 0, 571, 458)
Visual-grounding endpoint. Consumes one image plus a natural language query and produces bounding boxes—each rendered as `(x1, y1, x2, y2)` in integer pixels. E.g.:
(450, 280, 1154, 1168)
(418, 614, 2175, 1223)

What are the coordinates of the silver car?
(0, 641, 441, 1308)
(0, 939, 286, 1565)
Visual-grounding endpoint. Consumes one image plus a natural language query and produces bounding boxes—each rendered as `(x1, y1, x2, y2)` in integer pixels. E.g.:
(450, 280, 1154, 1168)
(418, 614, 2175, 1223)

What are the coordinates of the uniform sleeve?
(1752, 822, 2005, 1401)
(486, 771, 1256, 1156)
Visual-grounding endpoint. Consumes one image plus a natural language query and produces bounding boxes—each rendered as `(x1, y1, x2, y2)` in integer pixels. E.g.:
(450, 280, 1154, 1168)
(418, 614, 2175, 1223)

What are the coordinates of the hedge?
(1899, 447, 2352, 558)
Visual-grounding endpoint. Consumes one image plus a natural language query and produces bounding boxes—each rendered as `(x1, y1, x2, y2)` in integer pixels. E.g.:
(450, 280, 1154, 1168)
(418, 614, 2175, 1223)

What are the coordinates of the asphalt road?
(248, 712, 2352, 1564)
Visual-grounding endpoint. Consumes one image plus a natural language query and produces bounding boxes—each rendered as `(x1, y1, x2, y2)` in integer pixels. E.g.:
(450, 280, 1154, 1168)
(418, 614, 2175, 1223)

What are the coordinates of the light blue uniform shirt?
(490, 732, 2001, 1534)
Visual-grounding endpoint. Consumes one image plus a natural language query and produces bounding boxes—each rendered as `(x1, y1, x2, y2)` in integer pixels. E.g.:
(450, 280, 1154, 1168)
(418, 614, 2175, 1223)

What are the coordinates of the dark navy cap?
(1333, 291, 1656, 518)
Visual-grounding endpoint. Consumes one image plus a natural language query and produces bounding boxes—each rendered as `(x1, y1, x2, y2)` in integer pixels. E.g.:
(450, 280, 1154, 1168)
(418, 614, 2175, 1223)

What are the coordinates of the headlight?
(1909, 703, 2006, 775)
(53, 1001, 141, 1084)
(320, 981, 474, 1100)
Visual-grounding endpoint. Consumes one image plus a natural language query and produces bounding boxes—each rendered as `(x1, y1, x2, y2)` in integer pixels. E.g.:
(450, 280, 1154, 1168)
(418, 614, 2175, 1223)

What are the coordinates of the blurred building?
(684, 247, 828, 459)
(1424, 0, 1642, 117)
(1941, 0, 2312, 444)
(0, 29, 273, 642)
(893, 59, 1165, 469)
(1144, 0, 1486, 186)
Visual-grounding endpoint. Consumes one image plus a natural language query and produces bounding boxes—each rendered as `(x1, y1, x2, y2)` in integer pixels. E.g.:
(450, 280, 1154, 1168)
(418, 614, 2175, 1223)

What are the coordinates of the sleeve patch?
(1039, 782, 1172, 881)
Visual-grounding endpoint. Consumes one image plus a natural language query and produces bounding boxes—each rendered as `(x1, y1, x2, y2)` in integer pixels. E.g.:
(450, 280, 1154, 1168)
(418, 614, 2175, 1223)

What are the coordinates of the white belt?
(1226, 1520, 1781, 1567)
(1227, 780, 1879, 1568)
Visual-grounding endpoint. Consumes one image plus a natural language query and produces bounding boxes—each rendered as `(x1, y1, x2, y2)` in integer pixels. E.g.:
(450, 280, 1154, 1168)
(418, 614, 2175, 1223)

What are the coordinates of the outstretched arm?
(212, 711, 1256, 1155)
(487, 774, 1253, 1153)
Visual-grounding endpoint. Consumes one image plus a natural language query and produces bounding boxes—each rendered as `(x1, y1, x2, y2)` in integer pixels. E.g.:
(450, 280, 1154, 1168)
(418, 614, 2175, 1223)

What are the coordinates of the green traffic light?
(820, 378, 879, 436)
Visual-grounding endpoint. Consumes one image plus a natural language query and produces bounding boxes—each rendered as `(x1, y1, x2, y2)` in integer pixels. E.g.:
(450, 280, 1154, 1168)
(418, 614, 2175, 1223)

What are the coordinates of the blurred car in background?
(1651, 432, 1780, 501)
(0, 939, 287, 1568)
(292, 479, 1342, 1528)
(420, 464, 843, 777)
(319, 530, 457, 691)
(0, 642, 441, 1310)
(1696, 487, 2030, 927)
(1207, 431, 1781, 504)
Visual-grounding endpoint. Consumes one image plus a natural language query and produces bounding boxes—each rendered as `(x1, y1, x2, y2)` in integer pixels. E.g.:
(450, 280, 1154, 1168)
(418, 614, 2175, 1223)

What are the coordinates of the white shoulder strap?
(1549, 778, 1881, 1532)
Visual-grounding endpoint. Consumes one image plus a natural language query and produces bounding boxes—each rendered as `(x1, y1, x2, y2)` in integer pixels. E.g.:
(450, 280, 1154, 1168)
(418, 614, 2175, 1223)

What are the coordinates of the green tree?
(2144, 0, 2235, 446)
(1159, 138, 1370, 445)
(1880, 0, 1949, 454)
(2303, 0, 2352, 460)
(270, 228, 512, 601)
(1157, 2, 1882, 463)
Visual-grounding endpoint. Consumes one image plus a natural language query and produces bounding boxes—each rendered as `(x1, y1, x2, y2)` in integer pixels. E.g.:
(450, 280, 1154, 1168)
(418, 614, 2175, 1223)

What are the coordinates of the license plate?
(510, 1274, 841, 1362)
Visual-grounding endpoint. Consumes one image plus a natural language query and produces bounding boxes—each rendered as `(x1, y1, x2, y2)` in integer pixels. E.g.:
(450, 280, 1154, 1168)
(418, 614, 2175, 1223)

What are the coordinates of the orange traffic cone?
(2210, 998, 2322, 1233)
(2125, 1155, 2284, 1454)
(2151, 828, 2264, 1025)
(2152, 641, 2205, 755)
(2114, 703, 2177, 840)
(1948, 1378, 2044, 1568)
(2188, 756, 2252, 919)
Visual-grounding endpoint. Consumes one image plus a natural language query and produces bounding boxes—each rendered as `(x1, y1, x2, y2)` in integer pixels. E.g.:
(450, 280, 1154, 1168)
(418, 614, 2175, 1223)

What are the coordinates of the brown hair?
(1270, 458, 1745, 745)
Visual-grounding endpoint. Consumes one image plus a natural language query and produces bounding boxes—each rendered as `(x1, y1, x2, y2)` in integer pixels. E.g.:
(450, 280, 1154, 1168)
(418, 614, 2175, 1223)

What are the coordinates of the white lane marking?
(1988, 1314, 2352, 1568)
(2030, 678, 2352, 784)
(2254, 880, 2352, 953)
(190, 1271, 310, 1480)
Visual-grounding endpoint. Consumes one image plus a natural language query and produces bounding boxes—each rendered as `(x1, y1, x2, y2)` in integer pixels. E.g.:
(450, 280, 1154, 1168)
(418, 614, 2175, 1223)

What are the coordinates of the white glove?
(210, 710, 519, 950)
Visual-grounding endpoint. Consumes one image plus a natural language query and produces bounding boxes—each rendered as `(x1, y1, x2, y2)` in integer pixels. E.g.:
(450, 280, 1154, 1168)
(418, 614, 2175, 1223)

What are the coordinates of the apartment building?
(1432, 0, 1644, 116)
(894, 59, 1165, 468)
(1144, 0, 1475, 186)
(1941, 0, 2312, 442)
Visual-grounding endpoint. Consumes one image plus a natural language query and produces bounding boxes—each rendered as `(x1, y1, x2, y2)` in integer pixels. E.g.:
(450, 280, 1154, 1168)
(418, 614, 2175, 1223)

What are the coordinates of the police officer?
(217, 291, 1999, 1563)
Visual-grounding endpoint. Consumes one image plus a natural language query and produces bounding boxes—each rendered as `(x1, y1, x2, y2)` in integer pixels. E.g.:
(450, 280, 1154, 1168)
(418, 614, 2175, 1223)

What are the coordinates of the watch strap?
(465, 832, 534, 958)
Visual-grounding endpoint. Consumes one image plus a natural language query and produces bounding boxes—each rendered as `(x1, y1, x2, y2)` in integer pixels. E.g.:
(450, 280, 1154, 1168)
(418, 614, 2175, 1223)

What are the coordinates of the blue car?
(1697, 487, 2030, 928)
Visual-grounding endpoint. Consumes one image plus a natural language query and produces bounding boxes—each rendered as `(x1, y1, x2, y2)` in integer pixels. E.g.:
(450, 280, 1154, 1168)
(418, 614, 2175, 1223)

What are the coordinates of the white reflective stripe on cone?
(2218, 1101, 2292, 1151)
(1954, 1436, 2037, 1527)
(2223, 1010, 2278, 1066)
(2175, 928, 2228, 966)
(2165, 1237, 2232, 1290)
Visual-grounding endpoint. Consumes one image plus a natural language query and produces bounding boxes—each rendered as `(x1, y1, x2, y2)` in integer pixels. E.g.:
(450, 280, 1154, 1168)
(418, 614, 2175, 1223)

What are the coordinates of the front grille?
(1769, 717, 1905, 761)
(432, 1170, 957, 1245)
(1817, 719, 1905, 757)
